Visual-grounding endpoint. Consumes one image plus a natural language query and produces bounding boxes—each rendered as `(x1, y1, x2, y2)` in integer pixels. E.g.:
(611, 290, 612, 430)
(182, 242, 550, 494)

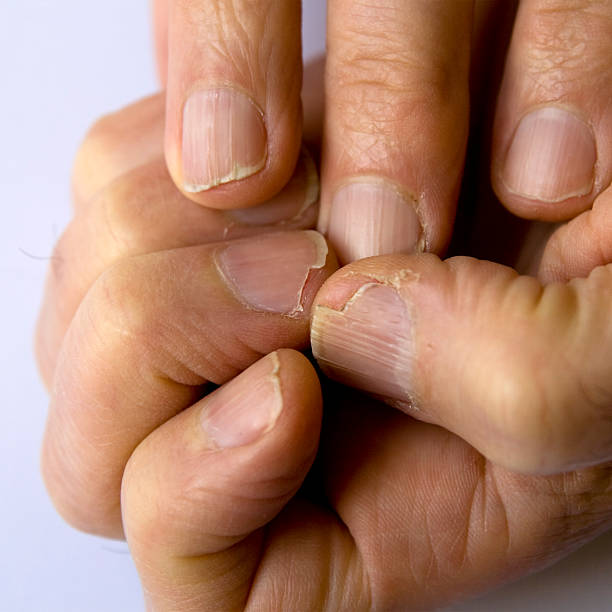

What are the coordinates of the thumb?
(311, 254, 612, 475)
(121, 350, 322, 611)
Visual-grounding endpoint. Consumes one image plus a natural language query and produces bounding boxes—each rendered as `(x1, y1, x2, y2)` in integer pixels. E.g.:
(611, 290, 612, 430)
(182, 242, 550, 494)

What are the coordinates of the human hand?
(152, 0, 612, 266)
(37, 9, 612, 605)
(47, 100, 612, 612)
(112, 237, 612, 610)
(35, 90, 336, 539)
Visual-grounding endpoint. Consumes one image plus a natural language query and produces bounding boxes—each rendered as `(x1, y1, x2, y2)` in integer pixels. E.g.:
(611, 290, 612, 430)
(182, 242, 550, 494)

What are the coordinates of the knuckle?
(85, 253, 239, 386)
(327, 22, 466, 168)
(72, 111, 124, 202)
(520, 0, 612, 97)
(74, 112, 117, 170)
(90, 170, 150, 258)
(86, 257, 151, 350)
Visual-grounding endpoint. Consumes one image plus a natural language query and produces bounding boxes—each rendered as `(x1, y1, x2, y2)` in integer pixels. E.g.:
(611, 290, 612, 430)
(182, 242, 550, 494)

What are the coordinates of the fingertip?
(275, 348, 323, 422)
(490, 0, 612, 222)
(164, 0, 304, 210)
(492, 106, 598, 221)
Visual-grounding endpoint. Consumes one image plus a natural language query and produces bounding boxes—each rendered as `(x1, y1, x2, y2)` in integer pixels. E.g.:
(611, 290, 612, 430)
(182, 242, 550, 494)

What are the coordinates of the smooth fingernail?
(202, 353, 282, 448)
(182, 88, 267, 192)
(311, 283, 413, 400)
(230, 148, 319, 226)
(326, 180, 422, 265)
(501, 107, 596, 202)
(217, 231, 329, 315)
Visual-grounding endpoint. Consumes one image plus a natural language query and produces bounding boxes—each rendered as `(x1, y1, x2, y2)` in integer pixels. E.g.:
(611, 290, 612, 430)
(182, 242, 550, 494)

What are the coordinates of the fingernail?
(326, 180, 422, 265)
(501, 107, 596, 202)
(217, 231, 328, 315)
(311, 283, 413, 400)
(182, 88, 267, 192)
(230, 148, 319, 226)
(202, 353, 282, 448)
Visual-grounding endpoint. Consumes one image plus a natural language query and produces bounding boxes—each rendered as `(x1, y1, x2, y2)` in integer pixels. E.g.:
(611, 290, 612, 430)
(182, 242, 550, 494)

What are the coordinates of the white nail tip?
(183, 159, 266, 193)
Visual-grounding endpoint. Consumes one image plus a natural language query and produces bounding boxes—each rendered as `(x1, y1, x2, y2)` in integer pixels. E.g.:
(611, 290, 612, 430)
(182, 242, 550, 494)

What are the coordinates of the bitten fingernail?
(217, 231, 329, 315)
(311, 283, 413, 399)
(182, 88, 267, 192)
(201, 353, 282, 448)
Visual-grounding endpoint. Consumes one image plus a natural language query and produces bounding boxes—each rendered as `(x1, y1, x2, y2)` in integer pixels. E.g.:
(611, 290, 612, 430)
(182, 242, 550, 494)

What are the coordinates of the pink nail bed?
(327, 180, 422, 265)
(502, 107, 596, 203)
(217, 231, 328, 315)
(201, 353, 282, 449)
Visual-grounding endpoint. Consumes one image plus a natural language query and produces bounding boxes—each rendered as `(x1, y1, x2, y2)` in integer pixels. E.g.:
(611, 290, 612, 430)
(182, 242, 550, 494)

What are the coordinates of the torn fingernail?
(217, 231, 329, 315)
(182, 88, 267, 192)
(201, 353, 282, 449)
(311, 283, 413, 399)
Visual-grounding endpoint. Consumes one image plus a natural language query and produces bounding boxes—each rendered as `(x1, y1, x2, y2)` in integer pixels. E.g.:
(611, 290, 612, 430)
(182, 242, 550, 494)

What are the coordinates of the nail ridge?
(311, 283, 414, 400)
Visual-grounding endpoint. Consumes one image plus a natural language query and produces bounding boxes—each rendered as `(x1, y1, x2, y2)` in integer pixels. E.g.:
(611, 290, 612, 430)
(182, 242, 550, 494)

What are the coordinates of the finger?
(72, 91, 318, 209)
(492, 0, 612, 221)
(39, 101, 319, 388)
(539, 186, 612, 283)
(318, 0, 473, 264)
(151, 0, 169, 86)
(311, 253, 612, 475)
(165, 0, 303, 209)
(37, 156, 318, 388)
(122, 350, 326, 611)
(41, 231, 336, 538)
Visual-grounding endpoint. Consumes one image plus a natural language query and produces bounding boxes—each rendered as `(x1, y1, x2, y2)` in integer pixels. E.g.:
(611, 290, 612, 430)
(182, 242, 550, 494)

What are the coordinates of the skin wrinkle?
(520, 4, 612, 98)
(422, 511, 440, 587)
(337, 527, 372, 611)
(461, 458, 488, 571)
(541, 468, 612, 555)
(166, 311, 257, 385)
(332, 50, 458, 98)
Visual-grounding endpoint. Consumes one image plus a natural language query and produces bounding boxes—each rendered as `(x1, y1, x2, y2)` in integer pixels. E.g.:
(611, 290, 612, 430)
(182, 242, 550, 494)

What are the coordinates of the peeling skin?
(344, 267, 420, 291)
(294, 231, 329, 315)
(215, 231, 329, 317)
(299, 146, 321, 218)
(303, 230, 329, 270)
(222, 220, 235, 239)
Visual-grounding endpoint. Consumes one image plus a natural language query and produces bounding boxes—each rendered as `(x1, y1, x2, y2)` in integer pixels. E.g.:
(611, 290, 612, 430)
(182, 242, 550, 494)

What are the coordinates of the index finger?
(164, 0, 304, 210)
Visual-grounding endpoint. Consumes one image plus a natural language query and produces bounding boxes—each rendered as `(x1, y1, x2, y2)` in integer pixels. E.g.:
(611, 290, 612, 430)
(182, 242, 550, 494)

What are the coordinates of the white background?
(2, 1, 611, 610)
